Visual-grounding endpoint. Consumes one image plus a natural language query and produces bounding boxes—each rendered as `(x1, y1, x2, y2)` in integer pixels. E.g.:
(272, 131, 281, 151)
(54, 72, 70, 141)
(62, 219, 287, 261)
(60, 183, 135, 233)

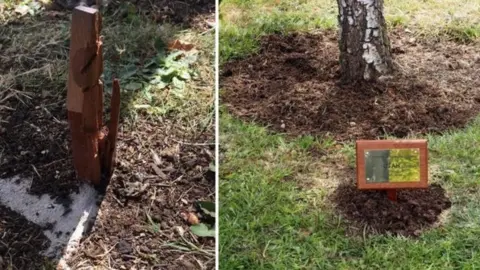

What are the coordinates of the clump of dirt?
(221, 30, 480, 140)
(0, 204, 52, 269)
(332, 184, 451, 237)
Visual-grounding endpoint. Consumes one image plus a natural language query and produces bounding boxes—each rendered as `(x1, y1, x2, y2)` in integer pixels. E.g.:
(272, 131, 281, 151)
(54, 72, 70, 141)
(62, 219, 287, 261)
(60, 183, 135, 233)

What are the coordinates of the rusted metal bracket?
(67, 6, 120, 189)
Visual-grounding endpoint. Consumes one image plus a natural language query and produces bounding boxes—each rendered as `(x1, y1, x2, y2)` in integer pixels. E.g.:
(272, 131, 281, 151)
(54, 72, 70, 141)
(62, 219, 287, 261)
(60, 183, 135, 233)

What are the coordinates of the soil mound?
(221, 31, 480, 140)
(332, 184, 451, 236)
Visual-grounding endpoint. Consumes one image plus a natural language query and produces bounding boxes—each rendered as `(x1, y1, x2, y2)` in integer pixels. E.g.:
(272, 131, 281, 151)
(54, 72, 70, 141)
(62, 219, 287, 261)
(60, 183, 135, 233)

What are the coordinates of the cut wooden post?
(67, 6, 103, 185)
(67, 6, 120, 188)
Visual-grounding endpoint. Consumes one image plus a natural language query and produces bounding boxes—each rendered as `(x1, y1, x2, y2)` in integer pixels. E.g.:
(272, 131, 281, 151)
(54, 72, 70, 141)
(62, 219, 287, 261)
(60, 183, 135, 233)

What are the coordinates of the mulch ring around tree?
(221, 29, 480, 140)
(332, 184, 451, 237)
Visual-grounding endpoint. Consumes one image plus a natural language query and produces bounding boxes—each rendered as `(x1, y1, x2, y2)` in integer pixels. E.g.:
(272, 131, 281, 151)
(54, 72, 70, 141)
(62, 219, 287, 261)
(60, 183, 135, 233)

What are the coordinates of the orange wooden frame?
(356, 139, 428, 190)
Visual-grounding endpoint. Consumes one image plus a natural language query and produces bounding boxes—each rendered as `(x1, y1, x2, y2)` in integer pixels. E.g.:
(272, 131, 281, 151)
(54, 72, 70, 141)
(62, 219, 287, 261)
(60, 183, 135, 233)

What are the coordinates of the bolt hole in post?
(356, 140, 428, 202)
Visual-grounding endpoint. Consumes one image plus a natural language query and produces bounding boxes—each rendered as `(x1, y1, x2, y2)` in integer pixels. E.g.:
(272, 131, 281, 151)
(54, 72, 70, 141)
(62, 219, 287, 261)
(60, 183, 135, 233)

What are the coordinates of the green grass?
(220, 0, 480, 268)
(220, 0, 337, 62)
(0, 1, 214, 131)
(220, 112, 480, 269)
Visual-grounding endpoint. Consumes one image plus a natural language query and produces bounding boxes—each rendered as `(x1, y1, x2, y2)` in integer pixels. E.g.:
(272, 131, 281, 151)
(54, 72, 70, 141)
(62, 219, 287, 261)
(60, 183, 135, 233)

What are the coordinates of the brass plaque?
(365, 149, 420, 183)
(356, 140, 428, 190)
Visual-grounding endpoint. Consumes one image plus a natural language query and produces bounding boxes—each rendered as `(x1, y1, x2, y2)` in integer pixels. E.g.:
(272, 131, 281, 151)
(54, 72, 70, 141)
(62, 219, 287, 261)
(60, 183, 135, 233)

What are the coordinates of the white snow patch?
(0, 176, 102, 268)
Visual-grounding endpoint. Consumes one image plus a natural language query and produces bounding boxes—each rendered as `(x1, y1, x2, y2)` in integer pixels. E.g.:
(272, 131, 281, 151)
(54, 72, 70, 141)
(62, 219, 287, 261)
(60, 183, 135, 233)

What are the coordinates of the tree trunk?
(337, 0, 393, 82)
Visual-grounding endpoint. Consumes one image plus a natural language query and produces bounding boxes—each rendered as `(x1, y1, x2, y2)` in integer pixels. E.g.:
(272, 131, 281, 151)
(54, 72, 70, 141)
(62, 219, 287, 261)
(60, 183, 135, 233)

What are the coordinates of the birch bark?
(337, 0, 393, 82)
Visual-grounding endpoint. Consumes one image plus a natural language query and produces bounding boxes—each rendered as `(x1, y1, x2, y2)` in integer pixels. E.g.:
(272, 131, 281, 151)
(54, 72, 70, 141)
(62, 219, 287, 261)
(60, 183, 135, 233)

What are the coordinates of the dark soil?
(135, 0, 214, 27)
(221, 30, 480, 140)
(0, 95, 78, 200)
(0, 204, 53, 269)
(332, 184, 451, 237)
(67, 119, 215, 269)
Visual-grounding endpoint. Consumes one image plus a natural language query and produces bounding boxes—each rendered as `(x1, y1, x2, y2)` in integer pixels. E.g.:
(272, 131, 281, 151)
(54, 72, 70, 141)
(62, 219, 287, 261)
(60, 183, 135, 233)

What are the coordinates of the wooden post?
(387, 190, 397, 202)
(67, 6, 121, 187)
(67, 6, 103, 185)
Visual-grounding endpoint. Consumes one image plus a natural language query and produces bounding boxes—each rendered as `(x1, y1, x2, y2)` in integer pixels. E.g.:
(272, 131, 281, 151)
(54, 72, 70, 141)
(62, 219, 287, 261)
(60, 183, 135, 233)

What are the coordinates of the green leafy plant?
(190, 223, 215, 237)
(114, 48, 199, 116)
(122, 50, 198, 92)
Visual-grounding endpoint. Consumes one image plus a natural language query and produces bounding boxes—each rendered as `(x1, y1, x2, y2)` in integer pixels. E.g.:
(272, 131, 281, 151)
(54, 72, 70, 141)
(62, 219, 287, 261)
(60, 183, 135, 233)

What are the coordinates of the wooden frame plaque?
(356, 140, 428, 190)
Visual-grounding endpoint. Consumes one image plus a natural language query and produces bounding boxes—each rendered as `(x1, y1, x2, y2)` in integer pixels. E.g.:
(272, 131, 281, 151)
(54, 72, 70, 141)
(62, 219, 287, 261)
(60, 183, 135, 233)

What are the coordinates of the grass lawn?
(219, 0, 480, 269)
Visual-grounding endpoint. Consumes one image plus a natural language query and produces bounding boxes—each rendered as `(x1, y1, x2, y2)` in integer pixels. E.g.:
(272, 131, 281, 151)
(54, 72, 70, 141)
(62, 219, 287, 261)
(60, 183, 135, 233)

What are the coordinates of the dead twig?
(170, 138, 215, 146)
(31, 165, 41, 179)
